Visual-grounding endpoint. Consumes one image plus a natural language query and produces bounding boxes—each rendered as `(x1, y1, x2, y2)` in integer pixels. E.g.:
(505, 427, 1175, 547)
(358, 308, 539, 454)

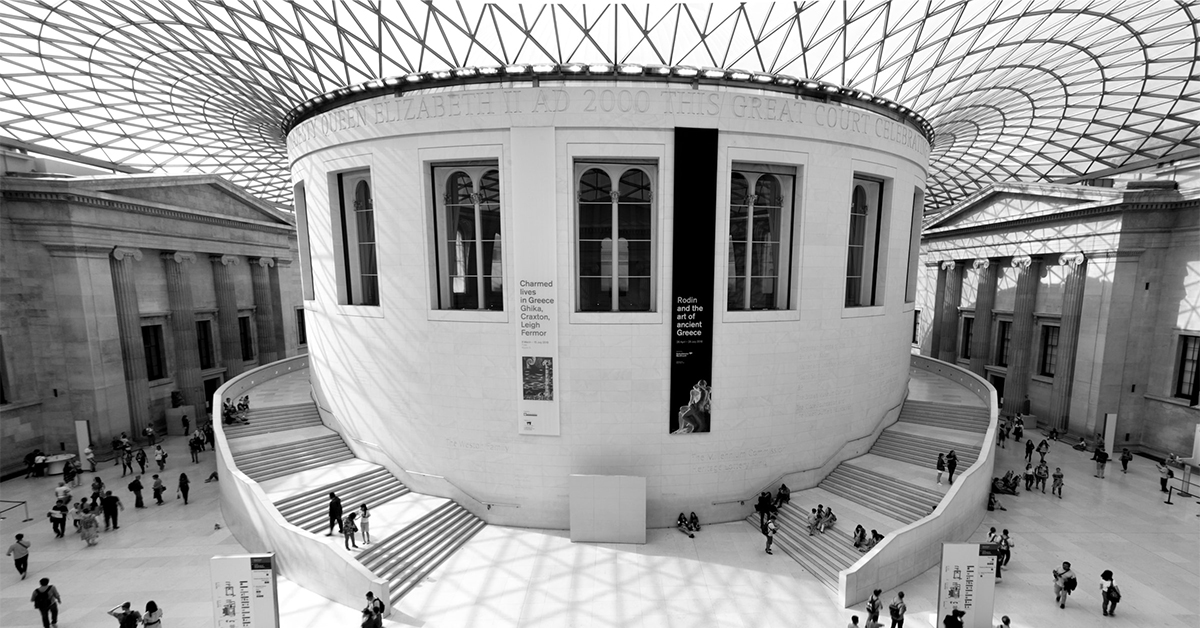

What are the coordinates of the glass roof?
(1, 1, 1197, 211)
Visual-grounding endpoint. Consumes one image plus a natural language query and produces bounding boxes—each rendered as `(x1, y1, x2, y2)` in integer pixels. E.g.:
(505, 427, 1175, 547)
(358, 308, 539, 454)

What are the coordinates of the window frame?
(844, 172, 892, 309)
(238, 314, 256, 362)
(0, 334, 11, 404)
(904, 187, 924, 304)
(195, 319, 216, 370)
(430, 162, 504, 311)
(329, 167, 379, 307)
(1039, 324, 1061, 377)
(960, 315, 974, 360)
(725, 162, 798, 312)
(293, 181, 315, 301)
(296, 307, 307, 346)
(573, 160, 658, 313)
(1176, 334, 1200, 404)
(141, 324, 167, 382)
(994, 318, 1013, 367)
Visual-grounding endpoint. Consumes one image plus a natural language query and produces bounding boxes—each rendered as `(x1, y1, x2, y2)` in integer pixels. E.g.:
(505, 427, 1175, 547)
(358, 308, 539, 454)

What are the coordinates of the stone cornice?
(41, 242, 113, 258)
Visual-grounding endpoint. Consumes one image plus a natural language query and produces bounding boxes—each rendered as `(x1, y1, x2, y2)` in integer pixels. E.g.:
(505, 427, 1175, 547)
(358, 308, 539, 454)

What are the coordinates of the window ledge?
(570, 311, 663, 325)
(149, 378, 176, 389)
(841, 305, 886, 319)
(723, 309, 800, 323)
(903, 302, 916, 312)
(333, 304, 385, 319)
(0, 399, 42, 412)
(1144, 393, 1199, 409)
(1031, 374, 1054, 384)
(427, 310, 508, 323)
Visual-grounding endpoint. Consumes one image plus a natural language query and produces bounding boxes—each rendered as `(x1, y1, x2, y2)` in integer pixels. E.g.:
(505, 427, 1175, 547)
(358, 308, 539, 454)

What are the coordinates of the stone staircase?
(871, 431, 979, 469)
(747, 503, 861, 585)
(819, 463, 943, 524)
(224, 402, 323, 438)
(358, 501, 487, 601)
(898, 400, 989, 432)
(232, 433, 356, 482)
(274, 467, 411, 533)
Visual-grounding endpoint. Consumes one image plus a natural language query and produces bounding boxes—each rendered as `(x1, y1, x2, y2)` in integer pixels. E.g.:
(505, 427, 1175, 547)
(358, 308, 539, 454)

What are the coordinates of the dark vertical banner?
(669, 127, 718, 434)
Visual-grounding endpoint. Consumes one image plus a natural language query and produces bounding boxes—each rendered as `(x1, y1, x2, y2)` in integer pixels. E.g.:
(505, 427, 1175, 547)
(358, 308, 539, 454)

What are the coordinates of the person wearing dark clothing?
(101, 491, 124, 530)
(179, 473, 191, 504)
(942, 609, 965, 628)
(121, 450, 134, 477)
(327, 493, 344, 536)
(1119, 448, 1133, 473)
(109, 601, 142, 628)
(1092, 447, 1109, 478)
(189, 437, 201, 463)
(128, 475, 145, 508)
(1100, 569, 1120, 616)
(31, 577, 62, 628)
(135, 449, 147, 474)
(24, 450, 40, 478)
(1024, 439, 1035, 462)
(1036, 439, 1050, 462)
(888, 591, 907, 628)
(774, 484, 791, 508)
(48, 500, 68, 538)
(151, 474, 165, 505)
(755, 491, 774, 528)
(946, 450, 959, 484)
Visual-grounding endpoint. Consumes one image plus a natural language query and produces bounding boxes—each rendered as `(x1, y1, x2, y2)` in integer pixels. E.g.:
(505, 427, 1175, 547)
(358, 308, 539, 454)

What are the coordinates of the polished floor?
(1, 390, 1195, 627)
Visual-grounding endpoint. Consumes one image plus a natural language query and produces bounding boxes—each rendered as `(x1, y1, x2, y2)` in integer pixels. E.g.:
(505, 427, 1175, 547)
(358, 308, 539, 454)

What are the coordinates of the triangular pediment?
(926, 182, 1123, 232)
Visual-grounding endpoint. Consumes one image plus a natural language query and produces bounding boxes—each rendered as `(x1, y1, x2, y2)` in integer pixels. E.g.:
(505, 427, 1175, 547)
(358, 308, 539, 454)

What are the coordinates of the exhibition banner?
(209, 553, 279, 628)
(669, 127, 717, 434)
(512, 127, 561, 435)
(937, 543, 999, 628)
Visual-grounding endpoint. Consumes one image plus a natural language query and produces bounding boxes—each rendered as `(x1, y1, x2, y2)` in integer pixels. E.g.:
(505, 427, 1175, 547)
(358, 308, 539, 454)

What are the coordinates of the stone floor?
(1, 371, 1195, 627)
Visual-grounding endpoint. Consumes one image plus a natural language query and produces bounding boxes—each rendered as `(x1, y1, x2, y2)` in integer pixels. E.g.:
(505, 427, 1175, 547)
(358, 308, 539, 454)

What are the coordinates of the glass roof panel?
(0, 0, 1196, 211)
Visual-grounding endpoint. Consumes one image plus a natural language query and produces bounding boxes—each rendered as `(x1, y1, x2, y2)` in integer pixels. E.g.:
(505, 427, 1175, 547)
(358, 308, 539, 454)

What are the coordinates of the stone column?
(269, 260, 289, 357)
(937, 260, 964, 363)
(111, 247, 151, 435)
(1047, 253, 1086, 433)
(968, 258, 998, 376)
(1002, 255, 1041, 416)
(250, 257, 279, 364)
(211, 254, 244, 380)
(162, 252, 205, 416)
(929, 262, 948, 358)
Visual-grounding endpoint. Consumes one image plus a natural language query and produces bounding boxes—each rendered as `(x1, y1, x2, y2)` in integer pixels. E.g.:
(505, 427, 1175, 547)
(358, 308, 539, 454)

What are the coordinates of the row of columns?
(929, 253, 1088, 433)
(109, 248, 283, 434)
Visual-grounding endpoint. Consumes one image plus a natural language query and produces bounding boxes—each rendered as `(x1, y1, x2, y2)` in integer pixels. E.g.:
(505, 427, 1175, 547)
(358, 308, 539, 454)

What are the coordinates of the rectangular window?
(727, 164, 796, 311)
(294, 181, 314, 301)
(296, 308, 307, 346)
(576, 162, 656, 312)
(332, 169, 378, 306)
(0, 334, 9, 404)
(238, 315, 255, 361)
(905, 188, 923, 303)
(995, 320, 1012, 367)
(431, 164, 504, 310)
(845, 175, 887, 307)
(1039, 325, 1060, 376)
(141, 325, 166, 381)
(960, 316, 974, 360)
(912, 310, 920, 344)
(196, 320, 215, 370)
(1176, 335, 1200, 404)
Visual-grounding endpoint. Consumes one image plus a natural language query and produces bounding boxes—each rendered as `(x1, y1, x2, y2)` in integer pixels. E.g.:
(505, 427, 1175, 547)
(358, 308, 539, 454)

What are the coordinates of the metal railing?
(0, 500, 33, 521)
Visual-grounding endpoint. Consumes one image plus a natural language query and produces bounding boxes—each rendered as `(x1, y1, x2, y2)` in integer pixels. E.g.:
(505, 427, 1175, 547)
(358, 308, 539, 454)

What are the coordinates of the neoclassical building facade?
(915, 167, 1200, 455)
(0, 150, 304, 475)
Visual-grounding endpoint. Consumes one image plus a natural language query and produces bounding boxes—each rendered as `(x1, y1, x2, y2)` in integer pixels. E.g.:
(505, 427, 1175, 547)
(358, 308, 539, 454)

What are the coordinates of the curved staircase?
(757, 370, 989, 591)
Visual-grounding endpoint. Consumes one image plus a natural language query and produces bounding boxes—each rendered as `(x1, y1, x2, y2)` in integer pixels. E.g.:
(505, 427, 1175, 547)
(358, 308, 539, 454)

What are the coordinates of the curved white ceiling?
(1, 1, 1197, 210)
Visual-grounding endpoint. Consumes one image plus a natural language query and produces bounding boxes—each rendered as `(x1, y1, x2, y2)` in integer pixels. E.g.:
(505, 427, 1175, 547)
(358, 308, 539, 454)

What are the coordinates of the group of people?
(108, 600, 165, 627)
(807, 504, 838, 535)
(934, 450, 959, 485)
(851, 525, 885, 553)
(222, 396, 252, 424)
(675, 512, 701, 538)
(327, 493, 374, 550)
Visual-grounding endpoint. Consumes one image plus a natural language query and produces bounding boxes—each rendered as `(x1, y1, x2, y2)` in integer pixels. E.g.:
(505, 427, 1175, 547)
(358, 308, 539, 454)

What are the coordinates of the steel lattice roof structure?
(1, 1, 1198, 211)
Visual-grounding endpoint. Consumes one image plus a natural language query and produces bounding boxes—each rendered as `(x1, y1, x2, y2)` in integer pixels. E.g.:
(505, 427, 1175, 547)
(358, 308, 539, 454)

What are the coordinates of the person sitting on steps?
(852, 524, 868, 549)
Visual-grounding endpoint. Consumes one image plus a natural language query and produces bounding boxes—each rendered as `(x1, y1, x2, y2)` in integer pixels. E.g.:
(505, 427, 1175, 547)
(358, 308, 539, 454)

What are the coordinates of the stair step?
(275, 468, 393, 514)
(235, 438, 346, 465)
(819, 477, 927, 524)
(389, 515, 487, 601)
(237, 445, 352, 472)
(244, 450, 356, 483)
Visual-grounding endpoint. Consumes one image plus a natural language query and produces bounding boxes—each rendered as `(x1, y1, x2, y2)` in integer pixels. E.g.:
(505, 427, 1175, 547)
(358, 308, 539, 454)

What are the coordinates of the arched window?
(845, 176, 886, 307)
(333, 168, 378, 306)
(577, 163, 656, 312)
(433, 165, 504, 310)
(727, 165, 796, 311)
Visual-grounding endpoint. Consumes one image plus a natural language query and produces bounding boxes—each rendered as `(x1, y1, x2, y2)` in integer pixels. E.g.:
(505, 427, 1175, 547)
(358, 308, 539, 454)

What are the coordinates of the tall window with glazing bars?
(727, 165, 796, 311)
(845, 175, 886, 307)
(432, 164, 503, 310)
(334, 169, 378, 306)
(576, 163, 655, 312)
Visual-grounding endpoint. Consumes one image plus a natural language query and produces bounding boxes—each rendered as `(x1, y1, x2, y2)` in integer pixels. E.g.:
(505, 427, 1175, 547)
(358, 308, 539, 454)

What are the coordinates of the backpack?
(33, 586, 52, 609)
(888, 601, 902, 618)
(865, 597, 881, 614)
(1064, 575, 1078, 592)
(1108, 584, 1121, 602)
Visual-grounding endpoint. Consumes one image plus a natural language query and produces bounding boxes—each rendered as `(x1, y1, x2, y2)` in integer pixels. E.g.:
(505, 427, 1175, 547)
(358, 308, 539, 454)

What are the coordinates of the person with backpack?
(864, 589, 883, 627)
(1053, 561, 1077, 609)
(1092, 446, 1109, 479)
(888, 591, 907, 627)
(999, 529, 1014, 567)
(1100, 569, 1121, 616)
(30, 577, 61, 628)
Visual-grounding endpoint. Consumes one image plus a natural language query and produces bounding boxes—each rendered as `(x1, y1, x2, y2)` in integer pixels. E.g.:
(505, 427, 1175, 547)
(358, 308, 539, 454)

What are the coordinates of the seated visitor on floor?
(676, 513, 694, 538)
(688, 512, 700, 532)
(1073, 437, 1088, 451)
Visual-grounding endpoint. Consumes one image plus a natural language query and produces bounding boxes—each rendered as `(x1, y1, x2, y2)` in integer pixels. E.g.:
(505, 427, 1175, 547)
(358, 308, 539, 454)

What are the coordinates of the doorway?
(989, 374, 1006, 408)
(202, 377, 223, 417)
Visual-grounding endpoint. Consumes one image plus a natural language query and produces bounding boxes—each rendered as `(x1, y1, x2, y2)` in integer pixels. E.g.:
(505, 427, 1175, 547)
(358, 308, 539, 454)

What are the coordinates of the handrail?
(401, 467, 520, 510)
(0, 499, 33, 521)
(711, 395, 908, 507)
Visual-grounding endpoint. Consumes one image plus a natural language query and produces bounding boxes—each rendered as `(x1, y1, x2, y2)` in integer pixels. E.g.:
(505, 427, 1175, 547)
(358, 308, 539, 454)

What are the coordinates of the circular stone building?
(286, 66, 931, 528)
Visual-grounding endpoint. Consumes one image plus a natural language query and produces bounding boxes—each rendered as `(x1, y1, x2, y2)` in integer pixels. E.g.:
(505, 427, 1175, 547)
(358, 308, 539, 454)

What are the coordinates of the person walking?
(189, 436, 201, 463)
(128, 475, 145, 508)
(108, 601, 142, 627)
(326, 492, 343, 536)
(343, 512, 360, 550)
(1092, 447, 1109, 478)
(143, 600, 164, 627)
(143, 425, 157, 445)
(1036, 438, 1050, 462)
(764, 514, 777, 554)
(1052, 467, 1064, 499)
(888, 591, 907, 628)
(48, 499, 68, 538)
(135, 448, 148, 474)
(1157, 460, 1172, 492)
(101, 490, 124, 530)
(154, 445, 167, 471)
(755, 490, 774, 528)
(85, 446, 97, 472)
(865, 589, 882, 627)
(936, 453, 946, 485)
(946, 451, 959, 484)
(365, 590, 385, 616)
(7, 533, 31, 579)
(1024, 439, 1035, 463)
(80, 505, 99, 546)
(91, 476, 106, 503)
(988, 527, 1003, 579)
(182, 414, 190, 436)
(152, 474, 166, 505)
(121, 449, 134, 477)
(942, 609, 966, 628)
(1035, 461, 1050, 493)
(999, 529, 1014, 566)
(62, 461, 77, 489)
(1100, 569, 1120, 616)
(178, 472, 191, 505)
(359, 504, 371, 545)
(1053, 561, 1077, 609)
(1119, 448, 1133, 473)
(31, 576, 62, 628)
(1023, 464, 1035, 492)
